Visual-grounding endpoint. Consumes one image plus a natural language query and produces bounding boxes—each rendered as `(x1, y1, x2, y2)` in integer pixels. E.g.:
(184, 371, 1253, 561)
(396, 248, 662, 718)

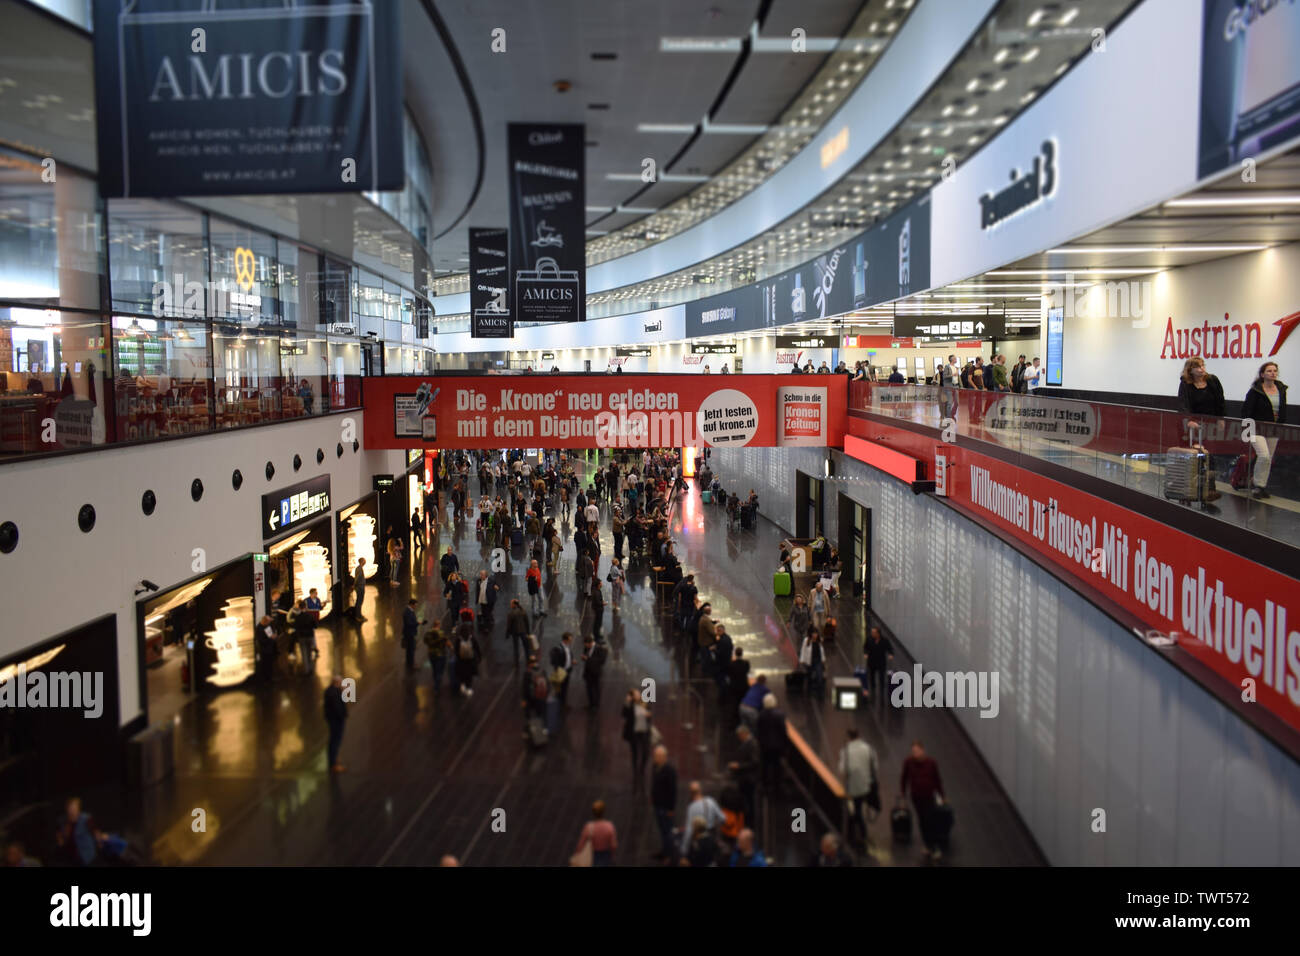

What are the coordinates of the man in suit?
(324, 675, 348, 773)
(351, 559, 367, 622)
(650, 745, 679, 864)
(728, 725, 761, 830)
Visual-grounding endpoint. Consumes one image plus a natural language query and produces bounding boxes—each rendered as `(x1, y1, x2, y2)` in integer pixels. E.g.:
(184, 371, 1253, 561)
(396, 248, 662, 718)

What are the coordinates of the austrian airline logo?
(1269, 309, 1300, 357)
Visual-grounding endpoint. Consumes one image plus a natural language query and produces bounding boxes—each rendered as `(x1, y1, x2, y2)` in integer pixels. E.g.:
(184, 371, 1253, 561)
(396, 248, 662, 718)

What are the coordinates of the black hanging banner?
(92, 0, 404, 198)
(470, 227, 512, 338)
(508, 123, 585, 323)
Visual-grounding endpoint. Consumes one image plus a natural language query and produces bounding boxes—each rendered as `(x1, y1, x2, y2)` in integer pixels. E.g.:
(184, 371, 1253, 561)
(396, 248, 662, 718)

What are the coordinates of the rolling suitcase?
(526, 717, 548, 748)
(891, 802, 913, 842)
(929, 801, 955, 849)
(774, 571, 792, 596)
(1163, 423, 1217, 506)
(702, 490, 712, 504)
(511, 528, 524, 546)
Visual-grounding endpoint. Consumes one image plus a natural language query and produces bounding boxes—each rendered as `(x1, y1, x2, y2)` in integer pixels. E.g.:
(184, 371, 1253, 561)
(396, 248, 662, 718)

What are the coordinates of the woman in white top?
(808, 584, 830, 635)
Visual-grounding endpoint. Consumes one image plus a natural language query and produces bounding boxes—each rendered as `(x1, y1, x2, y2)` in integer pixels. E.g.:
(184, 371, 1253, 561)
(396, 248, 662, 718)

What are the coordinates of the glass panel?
(110, 314, 212, 441)
(0, 150, 102, 311)
(211, 326, 281, 428)
(0, 308, 110, 456)
(328, 337, 362, 410)
(208, 216, 278, 330)
(108, 199, 206, 317)
(279, 330, 328, 418)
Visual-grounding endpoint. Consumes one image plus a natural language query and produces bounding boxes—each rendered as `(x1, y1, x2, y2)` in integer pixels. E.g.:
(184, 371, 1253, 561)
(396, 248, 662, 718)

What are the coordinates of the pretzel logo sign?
(233, 247, 257, 293)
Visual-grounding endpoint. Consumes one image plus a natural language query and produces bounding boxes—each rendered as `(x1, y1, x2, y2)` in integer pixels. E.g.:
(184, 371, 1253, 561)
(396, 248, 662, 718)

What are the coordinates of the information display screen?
(1045, 307, 1064, 386)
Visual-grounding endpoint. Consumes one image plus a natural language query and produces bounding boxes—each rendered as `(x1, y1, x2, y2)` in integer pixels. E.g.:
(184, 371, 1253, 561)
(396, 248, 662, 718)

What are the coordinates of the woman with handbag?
(572, 800, 617, 867)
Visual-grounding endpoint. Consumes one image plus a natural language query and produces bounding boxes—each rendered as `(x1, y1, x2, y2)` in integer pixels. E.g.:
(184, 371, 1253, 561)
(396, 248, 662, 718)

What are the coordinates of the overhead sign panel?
(92, 0, 404, 198)
(892, 313, 1006, 338)
(470, 227, 511, 337)
(262, 475, 331, 540)
(508, 123, 585, 323)
(775, 334, 832, 349)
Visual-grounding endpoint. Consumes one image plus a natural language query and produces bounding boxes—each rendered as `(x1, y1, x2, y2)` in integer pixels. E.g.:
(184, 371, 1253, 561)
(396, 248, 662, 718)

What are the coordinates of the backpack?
(550, 645, 566, 668)
(458, 638, 474, 661)
(533, 672, 549, 701)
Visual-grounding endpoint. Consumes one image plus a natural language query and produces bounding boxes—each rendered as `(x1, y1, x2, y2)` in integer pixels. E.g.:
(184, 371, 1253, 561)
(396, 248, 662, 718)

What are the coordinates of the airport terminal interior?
(2, 0, 1299, 878)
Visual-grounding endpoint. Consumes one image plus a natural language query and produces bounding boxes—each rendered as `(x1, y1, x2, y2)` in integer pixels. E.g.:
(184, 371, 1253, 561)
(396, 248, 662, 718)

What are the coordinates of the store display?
(203, 597, 255, 687)
(292, 543, 333, 617)
(346, 514, 378, 579)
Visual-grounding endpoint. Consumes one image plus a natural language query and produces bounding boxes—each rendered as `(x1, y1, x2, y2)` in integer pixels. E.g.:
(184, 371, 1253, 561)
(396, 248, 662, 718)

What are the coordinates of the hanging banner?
(362, 374, 847, 450)
(470, 227, 511, 337)
(92, 0, 404, 198)
(508, 123, 585, 323)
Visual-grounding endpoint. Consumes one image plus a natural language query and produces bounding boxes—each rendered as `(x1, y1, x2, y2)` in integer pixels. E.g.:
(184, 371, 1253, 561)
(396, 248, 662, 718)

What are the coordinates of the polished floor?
(84, 455, 1044, 866)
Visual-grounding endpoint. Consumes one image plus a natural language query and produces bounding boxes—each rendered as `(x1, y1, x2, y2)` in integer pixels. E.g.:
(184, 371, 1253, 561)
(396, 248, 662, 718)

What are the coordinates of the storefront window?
(327, 337, 362, 409)
(108, 200, 207, 318)
(1, 308, 110, 456)
(111, 314, 213, 442)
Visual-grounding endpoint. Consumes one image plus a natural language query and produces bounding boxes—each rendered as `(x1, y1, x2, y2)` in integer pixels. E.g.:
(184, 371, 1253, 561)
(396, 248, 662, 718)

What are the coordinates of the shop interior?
(266, 516, 335, 621)
(139, 558, 256, 726)
(336, 494, 380, 614)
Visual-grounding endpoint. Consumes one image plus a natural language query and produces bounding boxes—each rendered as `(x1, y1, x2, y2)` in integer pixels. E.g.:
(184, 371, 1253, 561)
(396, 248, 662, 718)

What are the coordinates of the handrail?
(785, 722, 846, 801)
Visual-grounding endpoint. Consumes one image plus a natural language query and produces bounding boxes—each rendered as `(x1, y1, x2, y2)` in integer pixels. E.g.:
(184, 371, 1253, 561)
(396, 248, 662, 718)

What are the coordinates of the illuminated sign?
(262, 475, 331, 539)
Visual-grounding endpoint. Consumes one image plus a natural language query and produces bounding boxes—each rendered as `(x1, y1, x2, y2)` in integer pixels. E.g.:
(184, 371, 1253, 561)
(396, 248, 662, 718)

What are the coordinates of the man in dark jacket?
(808, 832, 853, 867)
(505, 599, 530, 667)
(728, 725, 761, 829)
(324, 675, 348, 773)
(900, 740, 946, 860)
(401, 599, 421, 670)
(864, 626, 894, 704)
(581, 636, 607, 709)
(672, 574, 697, 632)
(439, 546, 459, 583)
(444, 572, 467, 619)
(712, 625, 734, 699)
(650, 745, 678, 864)
(726, 647, 751, 720)
(755, 693, 787, 793)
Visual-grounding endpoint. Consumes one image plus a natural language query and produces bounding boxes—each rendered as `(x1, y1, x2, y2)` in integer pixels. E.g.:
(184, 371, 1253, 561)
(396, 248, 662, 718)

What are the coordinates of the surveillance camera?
(135, 579, 159, 595)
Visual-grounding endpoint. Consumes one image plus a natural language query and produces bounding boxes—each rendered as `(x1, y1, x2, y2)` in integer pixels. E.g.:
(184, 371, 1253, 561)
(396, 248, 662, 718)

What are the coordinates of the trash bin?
(126, 721, 175, 788)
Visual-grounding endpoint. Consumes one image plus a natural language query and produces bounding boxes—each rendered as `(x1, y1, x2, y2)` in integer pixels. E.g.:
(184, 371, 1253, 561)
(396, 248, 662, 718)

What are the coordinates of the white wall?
(713, 443, 1300, 865)
(0, 413, 406, 726)
(1048, 242, 1300, 400)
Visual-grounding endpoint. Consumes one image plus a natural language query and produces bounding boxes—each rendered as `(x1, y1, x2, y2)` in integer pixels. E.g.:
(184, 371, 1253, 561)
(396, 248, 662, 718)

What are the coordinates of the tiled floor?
(90, 456, 1044, 867)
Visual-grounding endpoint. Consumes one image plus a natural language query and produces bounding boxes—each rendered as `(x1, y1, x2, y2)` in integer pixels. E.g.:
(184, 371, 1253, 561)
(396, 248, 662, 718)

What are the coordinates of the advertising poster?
(508, 123, 585, 323)
(845, 417, 1300, 746)
(92, 0, 404, 198)
(470, 227, 511, 338)
(1198, 0, 1300, 179)
(363, 374, 847, 450)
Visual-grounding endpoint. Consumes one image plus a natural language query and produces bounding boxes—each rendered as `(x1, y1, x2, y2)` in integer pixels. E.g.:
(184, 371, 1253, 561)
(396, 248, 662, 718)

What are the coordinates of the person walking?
(612, 508, 625, 560)
(401, 598, 422, 671)
(388, 534, 404, 586)
(324, 674, 348, 773)
(788, 593, 811, 641)
(728, 725, 760, 829)
(577, 549, 594, 598)
(506, 598, 530, 667)
(589, 579, 606, 640)
(738, 674, 769, 731)
(799, 629, 827, 699)
(650, 745, 679, 865)
(410, 508, 424, 558)
(756, 693, 787, 794)
(678, 782, 726, 860)
(350, 558, 367, 622)
(863, 626, 894, 704)
(522, 654, 547, 727)
(581, 635, 607, 709)
(900, 740, 947, 861)
(550, 632, 575, 705)
(573, 800, 618, 867)
(808, 583, 830, 635)
(1241, 360, 1288, 498)
(623, 690, 653, 792)
(439, 545, 459, 583)
(423, 623, 449, 692)
(606, 558, 626, 612)
(840, 728, 880, 849)
(526, 559, 545, 617)
(452, 622, 483, 697)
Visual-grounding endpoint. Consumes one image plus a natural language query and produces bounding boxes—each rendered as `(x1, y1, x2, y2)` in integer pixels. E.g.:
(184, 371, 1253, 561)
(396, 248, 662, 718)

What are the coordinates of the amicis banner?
(362, 375, 847, 450)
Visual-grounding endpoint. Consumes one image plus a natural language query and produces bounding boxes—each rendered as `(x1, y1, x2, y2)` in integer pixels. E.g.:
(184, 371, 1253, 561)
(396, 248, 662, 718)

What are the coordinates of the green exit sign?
(253, 553, 268, 562)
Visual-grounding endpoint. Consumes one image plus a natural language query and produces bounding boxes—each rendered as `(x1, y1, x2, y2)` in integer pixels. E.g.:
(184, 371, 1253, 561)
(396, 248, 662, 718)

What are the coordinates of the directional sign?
(262, 475, 331, 541)
(775, 334, 832, 349)
(891, 313, 1006, 338)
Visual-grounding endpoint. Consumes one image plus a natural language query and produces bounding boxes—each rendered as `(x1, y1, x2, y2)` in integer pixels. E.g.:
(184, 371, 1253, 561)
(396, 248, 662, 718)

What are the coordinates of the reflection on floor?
(89, 456, 1045, 867)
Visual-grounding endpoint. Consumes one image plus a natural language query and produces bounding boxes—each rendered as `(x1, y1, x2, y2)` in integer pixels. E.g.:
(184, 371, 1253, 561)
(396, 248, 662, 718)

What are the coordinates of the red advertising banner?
(362, 374, 847, 450)
(846, 417, 1300, 740)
